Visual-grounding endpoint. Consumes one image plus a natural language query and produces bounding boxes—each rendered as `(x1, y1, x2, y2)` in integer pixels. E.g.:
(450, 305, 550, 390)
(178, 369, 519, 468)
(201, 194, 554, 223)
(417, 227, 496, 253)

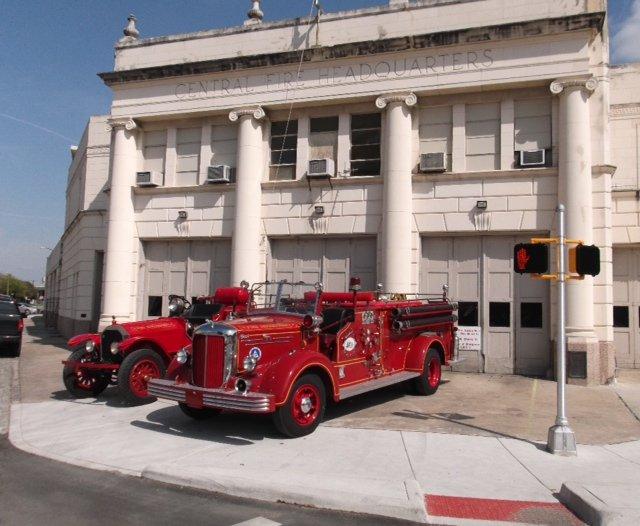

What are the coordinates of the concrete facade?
(45, 0, 640, 383)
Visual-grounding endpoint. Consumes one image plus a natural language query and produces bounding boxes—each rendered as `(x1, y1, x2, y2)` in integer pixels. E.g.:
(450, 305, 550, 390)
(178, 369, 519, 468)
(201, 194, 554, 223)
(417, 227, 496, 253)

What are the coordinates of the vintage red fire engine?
(62, 286, 250, 403)
(149, 279, 459, 437)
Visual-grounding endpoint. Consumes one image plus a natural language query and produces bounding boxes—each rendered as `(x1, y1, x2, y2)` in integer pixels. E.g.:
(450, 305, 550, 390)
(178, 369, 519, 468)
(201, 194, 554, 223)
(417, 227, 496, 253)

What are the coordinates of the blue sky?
(0, 0, 636, 283)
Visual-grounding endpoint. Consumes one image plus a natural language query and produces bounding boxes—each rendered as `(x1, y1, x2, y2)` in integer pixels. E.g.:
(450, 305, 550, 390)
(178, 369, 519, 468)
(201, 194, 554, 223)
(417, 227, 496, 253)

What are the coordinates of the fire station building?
(46, 0, 640, 384)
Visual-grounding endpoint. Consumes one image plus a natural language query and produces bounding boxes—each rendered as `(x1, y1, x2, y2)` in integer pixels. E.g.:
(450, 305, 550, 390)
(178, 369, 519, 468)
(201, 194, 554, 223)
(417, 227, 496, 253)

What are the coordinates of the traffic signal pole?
(547, 204, 577, 456)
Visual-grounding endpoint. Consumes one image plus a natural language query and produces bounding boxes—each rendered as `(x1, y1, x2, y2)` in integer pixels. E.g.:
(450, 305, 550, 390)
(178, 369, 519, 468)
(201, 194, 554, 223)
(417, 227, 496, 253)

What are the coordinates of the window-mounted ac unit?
(519, 149, 546, 167)
(206, 165, 232, 184)
(136, 171, 163, 187)
(419, 153, 447, 173)
(307, 158, 335, 178)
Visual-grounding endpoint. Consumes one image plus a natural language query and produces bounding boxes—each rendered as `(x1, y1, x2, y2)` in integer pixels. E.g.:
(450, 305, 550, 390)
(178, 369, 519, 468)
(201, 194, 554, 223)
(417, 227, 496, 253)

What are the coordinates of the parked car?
(17, 303, 38, 316)
(0, 294, 13, 302)
(150, 279, 459, 437)
(0, 300, 26, 357)
(62, 286, 250, 403)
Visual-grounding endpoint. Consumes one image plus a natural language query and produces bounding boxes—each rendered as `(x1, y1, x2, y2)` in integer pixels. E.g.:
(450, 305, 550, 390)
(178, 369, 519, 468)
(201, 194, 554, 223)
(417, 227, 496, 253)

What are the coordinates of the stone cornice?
(99, 13, 605, 86)
(229, 106, 266, 122)
(610, 104, 640, 118)
(375, 92, 417, 109)
(106, 117, 137, 131)
(550, 76, 598, 96)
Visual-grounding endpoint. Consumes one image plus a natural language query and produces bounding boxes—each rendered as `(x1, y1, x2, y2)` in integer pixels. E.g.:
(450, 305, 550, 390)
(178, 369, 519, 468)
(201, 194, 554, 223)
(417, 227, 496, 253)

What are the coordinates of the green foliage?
(0, 274, 37, 301)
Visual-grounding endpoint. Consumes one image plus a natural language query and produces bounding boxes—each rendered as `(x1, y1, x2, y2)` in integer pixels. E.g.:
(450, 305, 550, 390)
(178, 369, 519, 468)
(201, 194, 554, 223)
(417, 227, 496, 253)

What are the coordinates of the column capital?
(229, 106, 266, 122)
(106, 117, 137, 132)
(375, 92, 417, 109)
(550, 76, 598, 96)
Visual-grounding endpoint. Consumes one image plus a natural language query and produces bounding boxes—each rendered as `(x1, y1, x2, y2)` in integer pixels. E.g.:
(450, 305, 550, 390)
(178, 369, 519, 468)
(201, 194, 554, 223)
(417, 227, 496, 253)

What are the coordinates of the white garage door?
(143, 240, 231, 318)
(613, 248, 640, 368)
(421, 236, 550, 376)
(270, 238, 377, 292)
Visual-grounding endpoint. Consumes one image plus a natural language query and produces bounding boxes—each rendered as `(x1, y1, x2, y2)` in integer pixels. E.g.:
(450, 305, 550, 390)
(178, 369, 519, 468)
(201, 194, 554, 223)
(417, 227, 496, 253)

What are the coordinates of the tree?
(0, 274, 37, 301)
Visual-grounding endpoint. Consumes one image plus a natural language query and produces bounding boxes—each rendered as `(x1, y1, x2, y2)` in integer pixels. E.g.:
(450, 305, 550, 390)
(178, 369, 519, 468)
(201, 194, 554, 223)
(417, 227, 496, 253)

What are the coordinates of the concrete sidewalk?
(7, 318, 640, 525)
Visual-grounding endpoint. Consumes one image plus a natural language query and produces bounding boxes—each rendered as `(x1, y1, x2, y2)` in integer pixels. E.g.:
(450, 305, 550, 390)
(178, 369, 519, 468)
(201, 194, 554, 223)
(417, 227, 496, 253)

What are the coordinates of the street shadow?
(50, 386, 161, 409)
(130, 405, 279, 446)
(24, 318, 68, 351)
(390, 409, 547, 451)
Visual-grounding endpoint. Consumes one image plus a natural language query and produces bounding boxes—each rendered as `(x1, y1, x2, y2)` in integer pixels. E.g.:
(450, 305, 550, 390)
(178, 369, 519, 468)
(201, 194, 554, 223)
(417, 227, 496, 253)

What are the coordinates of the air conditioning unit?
(419, 153, 447, 173)
(519, 149, 546, 167)
(307, 158, 335, 178)
(136, 171, 163, 187)
(206, 165, 232, 184)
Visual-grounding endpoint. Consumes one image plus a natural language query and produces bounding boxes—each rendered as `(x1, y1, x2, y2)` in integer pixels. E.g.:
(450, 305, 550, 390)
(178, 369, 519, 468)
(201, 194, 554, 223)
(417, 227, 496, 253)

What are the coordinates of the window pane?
(148, 296, 162, 317)
(521, 302, 543, 328)
(269, 165, 295, 181)
(271, 149, 297, 165)
(458, 302, 479, 326)
(350, 160, 380, 176)
(351, 144, 380, 160)
(271, 134, 297, 150)
(352, 113, 381, 129)
(351, 129, 381, 145)
(614, 306, 629, 328)
(489, 302, 510, 327)
(310, 116, 338, 133)
(271, 120, 298, 135)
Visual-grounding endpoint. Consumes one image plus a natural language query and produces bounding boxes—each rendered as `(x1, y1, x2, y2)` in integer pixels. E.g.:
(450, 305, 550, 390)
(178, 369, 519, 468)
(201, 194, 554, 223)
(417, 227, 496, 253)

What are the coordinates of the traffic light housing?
(569, 244, 600, 277)
(513, 243, 549, 274)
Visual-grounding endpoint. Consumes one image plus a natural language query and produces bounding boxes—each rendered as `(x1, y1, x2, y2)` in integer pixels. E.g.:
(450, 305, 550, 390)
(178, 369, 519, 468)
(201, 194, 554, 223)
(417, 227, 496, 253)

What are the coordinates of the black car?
(0, 300, 25, 357)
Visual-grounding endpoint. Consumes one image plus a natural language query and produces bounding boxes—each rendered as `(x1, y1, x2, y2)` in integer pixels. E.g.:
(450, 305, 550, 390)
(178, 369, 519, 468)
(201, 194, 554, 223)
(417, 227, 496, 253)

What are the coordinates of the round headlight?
(176, 348, 189, 365)
(110, 342, 120, 355)
(243, 356, 257, 372)
(168, 297, 186, 317)
(185, 322, 194, 338)
(85, 340, 95, 353)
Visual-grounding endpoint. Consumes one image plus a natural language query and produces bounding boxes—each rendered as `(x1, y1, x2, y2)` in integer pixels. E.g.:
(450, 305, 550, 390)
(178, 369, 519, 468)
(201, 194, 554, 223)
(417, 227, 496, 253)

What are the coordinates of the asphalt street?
(0, 436, 416, 526)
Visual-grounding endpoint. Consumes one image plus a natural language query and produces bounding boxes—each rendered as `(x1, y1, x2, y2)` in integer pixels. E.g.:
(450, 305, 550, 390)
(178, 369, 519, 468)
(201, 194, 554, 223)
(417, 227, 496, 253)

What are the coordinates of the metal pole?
(547, 204, 577, 456)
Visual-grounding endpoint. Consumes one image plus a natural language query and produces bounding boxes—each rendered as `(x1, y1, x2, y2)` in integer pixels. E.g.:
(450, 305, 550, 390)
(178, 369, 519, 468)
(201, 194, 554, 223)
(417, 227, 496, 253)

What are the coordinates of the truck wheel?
(118, 349, 166, 405)
(272, 374, 325, 438)
(63, 348, 109, 398)
(414, 348, 442, 396)
(178, 402, 221, 420)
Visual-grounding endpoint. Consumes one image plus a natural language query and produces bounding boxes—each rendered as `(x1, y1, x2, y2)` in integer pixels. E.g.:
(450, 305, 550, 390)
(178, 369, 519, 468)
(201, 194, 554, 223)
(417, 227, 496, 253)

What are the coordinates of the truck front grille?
(101, 329, 123, 363)
(192, 335, 225, 388)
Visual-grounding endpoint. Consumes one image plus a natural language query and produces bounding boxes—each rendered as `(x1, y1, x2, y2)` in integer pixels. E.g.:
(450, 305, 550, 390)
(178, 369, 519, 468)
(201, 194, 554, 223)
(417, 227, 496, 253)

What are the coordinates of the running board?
(339, 371, 421, 400)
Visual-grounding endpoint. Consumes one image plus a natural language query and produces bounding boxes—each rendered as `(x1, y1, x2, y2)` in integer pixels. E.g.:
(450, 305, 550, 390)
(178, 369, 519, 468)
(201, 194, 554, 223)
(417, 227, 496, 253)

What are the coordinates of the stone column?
(99, 117, 138, 329)
(229, 107, 266, 286)
(376, 93, 417, 293)
(551, 76, 600, 384)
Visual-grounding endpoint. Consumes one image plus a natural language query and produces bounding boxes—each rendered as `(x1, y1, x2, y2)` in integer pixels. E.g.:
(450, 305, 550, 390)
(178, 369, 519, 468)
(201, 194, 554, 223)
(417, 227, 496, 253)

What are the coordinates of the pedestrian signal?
(569, 244, 600, 277)
(513, 243, 549, 274)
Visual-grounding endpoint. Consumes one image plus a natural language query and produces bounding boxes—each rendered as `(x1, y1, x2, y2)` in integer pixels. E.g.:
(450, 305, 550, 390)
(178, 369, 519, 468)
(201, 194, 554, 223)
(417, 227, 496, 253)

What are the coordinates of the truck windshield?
(251, 281, 319, 315)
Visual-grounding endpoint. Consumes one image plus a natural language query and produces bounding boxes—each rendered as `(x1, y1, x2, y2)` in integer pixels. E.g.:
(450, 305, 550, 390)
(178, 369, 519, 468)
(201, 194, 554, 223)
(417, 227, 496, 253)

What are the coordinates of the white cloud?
(613, 0, 640, 63)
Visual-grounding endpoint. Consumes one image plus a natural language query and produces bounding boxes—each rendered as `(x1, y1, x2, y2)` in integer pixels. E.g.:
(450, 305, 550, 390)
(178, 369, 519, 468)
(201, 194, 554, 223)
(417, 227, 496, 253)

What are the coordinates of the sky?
(0, 0, 637, 283)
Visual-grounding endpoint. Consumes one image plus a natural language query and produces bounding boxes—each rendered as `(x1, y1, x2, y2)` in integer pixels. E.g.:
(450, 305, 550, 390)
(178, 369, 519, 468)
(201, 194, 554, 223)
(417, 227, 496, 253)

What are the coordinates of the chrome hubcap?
(300, 396, 312, 414)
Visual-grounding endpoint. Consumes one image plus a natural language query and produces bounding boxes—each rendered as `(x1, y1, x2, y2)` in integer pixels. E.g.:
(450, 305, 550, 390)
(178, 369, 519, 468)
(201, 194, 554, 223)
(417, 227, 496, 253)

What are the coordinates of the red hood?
(114, 317, 186, 337)
(223, 312, 303, 336)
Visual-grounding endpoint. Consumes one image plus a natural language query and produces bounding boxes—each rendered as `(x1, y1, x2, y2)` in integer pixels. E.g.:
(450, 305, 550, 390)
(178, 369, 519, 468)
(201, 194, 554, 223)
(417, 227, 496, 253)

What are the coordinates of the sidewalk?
(7, 318, 640, 525)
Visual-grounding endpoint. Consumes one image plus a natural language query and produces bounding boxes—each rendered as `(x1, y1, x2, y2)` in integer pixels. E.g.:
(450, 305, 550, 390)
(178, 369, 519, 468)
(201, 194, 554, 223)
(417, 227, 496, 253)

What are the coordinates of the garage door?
(613, 248, 640, 368)
(270, 238, 377, 292)
(421, 236, 550, 376)
(143, 240, 231, 318)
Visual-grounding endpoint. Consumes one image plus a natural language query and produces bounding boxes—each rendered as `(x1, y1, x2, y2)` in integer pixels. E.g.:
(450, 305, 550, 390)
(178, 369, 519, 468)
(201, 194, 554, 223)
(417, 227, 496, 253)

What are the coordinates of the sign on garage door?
(421, 236, 550, 376)
(143, 240, 231, 318)
(613, 248, 640, 368)
(270, 238, 376, 292)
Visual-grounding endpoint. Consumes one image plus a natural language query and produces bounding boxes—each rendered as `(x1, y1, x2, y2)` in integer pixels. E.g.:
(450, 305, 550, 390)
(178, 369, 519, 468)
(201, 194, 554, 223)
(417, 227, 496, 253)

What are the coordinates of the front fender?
(405, 333, 447, 371)
(258, 351, 339, 406)
(68, 333, 100, 350)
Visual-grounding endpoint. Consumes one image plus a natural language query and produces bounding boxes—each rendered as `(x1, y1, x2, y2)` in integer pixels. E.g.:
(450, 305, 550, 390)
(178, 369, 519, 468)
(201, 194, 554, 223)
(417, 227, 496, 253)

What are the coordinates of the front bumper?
(148, 378, 275, 413)
(62, 360, 120, 373)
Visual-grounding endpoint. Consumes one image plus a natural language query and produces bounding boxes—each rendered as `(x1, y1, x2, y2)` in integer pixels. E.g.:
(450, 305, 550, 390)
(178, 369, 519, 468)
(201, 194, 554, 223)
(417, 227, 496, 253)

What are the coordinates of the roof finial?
(122, 14, 140, 40)
(246, 1, 264, 25)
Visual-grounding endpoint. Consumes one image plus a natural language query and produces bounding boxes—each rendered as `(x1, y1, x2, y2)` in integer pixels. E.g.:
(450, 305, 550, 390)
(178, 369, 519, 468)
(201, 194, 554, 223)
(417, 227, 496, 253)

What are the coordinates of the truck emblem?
(249, 347, 262, 360)
(343, 337, 357, 352)
(362, 311, 375, 324)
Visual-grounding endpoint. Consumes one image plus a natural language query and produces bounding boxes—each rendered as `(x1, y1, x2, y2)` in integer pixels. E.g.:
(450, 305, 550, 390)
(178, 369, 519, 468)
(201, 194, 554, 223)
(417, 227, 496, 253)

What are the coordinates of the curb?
(142, 465, 428, 524)
(559, 482, 640, 526)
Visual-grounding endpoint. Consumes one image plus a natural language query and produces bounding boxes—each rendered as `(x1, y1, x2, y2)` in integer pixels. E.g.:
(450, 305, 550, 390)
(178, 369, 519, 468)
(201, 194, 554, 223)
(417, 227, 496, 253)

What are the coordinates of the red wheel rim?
(427, 356, 441, 389)
(129, 359, 161, 398)
(291, 384, 321, 427)
(76, 356, 98, 391)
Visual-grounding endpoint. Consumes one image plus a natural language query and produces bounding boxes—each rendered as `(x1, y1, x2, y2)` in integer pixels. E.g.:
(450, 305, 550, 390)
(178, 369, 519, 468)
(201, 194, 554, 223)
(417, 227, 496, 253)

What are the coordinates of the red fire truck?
(149, 279, 459, 437)
(62, 286, 250, 403)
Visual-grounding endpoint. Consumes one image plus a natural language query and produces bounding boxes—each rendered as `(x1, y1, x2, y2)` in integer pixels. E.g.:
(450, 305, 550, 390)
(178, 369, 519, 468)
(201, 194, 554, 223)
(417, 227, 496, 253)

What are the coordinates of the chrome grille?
(100, 329, 123, 363)
(192, 335, 225, 388)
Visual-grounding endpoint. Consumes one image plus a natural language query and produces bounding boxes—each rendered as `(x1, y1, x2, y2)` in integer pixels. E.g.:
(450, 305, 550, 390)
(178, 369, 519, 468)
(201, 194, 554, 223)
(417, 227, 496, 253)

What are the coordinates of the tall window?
(211, 124, 237, 177)
(514, 98, 552, 166)
(175, 127, 201, 186)
(309, 116, 339, 164)
(143, 130, 166, 173)
(270, 120, 298, 181)
(350, 113, 381, 176)
(465, 102, 500, 171)
(419, 106, 453, 171)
